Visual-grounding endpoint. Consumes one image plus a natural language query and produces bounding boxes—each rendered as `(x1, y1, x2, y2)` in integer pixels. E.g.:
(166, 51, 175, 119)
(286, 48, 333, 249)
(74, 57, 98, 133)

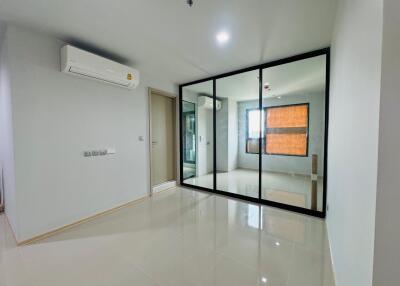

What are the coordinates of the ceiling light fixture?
(261, 277, 268, 283)
(275, 241, 280, 246)
(216, 31, 230, 45)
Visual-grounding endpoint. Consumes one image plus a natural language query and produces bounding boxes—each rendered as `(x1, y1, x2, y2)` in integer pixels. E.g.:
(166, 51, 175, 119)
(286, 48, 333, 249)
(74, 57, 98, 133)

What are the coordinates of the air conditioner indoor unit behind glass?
(61, 45, 140, 89)
(198, 96, 222, 110)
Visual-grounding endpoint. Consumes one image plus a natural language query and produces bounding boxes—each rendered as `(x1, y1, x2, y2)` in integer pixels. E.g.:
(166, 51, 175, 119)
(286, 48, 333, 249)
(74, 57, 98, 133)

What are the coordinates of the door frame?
(148, 87, 178, 196)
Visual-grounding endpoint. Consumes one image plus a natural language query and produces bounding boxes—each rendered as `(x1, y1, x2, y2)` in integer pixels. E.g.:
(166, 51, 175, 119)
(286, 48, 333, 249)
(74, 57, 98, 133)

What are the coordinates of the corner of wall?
(326, 0, 383, 285)
(0, 23, 20, 242)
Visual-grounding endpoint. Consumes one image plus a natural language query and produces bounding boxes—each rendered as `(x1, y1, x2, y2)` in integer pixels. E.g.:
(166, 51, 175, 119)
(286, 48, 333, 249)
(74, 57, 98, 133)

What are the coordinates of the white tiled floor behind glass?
(0, 187, 334, 286)
(184, 169, 324, 211)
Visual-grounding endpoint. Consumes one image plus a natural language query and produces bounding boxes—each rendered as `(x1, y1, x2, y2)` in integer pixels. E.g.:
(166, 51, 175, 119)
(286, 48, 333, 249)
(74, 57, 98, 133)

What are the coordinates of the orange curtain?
(267, 104, 308, 128)
(266, 105, 308, 156)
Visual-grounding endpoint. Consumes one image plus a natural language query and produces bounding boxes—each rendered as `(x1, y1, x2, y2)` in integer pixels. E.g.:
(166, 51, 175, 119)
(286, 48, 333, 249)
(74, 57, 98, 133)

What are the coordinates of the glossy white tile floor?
(0, 187, 335, 286)
(184, 169, 324, 211)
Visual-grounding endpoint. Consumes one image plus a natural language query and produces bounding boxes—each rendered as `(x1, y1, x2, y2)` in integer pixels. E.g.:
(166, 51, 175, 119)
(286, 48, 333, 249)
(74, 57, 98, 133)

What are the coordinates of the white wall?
(197, 106, 213, 176)
(237, 93, 325, 176)
(327, 0, 383, 285)
(2, 25, 176, 242)
(216, 98, 238, 172)
(216, 98, 229, 172)
(227, 99, 238, 171)
(0, 24, 18, 237)
(373, 0, 400, 284)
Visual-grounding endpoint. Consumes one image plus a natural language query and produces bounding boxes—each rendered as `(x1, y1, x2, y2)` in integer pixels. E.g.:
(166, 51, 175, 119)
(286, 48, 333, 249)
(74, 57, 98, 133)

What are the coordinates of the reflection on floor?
(183, 165, 196, 179)
(0, 187, 334, 286)
(184, 169, 324, 211)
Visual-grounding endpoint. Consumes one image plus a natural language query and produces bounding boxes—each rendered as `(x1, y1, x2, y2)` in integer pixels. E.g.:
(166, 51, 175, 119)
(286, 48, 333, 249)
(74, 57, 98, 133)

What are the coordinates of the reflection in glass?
(182, 101, 196, 178)
(247, 204, 262, 229)
(216, 70, 259, 198)
(261, 55, 326, 211)
(182, 81, 214, 189)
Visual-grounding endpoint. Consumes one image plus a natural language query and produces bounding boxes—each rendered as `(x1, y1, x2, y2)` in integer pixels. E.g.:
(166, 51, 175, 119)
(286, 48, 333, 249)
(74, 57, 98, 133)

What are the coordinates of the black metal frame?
(179, 48, 330, 218)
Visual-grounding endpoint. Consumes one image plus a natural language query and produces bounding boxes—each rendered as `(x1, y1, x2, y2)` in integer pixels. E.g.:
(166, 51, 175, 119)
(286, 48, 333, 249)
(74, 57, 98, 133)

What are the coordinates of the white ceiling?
(0, 0, 336, 85)
(185, 54, 326, 101)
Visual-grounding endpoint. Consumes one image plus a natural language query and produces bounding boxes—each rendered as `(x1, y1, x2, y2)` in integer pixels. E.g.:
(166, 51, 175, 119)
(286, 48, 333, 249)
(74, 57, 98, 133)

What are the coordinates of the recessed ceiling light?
(275, 241, 280, 246)
(216, 31, 230, 45)
(261, 277, 268, 283)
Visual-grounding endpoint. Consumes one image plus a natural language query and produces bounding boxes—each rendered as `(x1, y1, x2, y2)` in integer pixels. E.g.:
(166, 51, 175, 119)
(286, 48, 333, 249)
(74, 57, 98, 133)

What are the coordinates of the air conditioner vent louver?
(68, 67, 131, 87)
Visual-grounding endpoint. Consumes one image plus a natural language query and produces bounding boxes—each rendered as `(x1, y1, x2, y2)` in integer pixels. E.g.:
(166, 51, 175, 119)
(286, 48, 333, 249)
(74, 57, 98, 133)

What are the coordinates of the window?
(246, 109, 264, 154)
(265, 104, 309, 156)
(245, 104, 309, 156)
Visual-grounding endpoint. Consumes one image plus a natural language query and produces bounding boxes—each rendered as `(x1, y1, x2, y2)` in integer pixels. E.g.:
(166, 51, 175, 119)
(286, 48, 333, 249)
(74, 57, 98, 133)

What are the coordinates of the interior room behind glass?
(181, 53, 327, 214)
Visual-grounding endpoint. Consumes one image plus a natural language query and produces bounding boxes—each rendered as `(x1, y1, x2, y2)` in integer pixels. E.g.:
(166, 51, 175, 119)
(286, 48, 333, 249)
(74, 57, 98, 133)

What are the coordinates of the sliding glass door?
(182, 101, 196, 178)
(261, 55, 327, 212)
(215, 70, 260, 198)
(181, 80, 214, 190)
(179, 49, 329, 217)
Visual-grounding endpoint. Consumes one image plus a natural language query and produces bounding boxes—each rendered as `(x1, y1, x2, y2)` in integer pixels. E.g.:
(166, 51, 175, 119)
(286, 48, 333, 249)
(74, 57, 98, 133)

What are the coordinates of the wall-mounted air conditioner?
(61, 45, 140, 89)
(198, 96, 222, 110)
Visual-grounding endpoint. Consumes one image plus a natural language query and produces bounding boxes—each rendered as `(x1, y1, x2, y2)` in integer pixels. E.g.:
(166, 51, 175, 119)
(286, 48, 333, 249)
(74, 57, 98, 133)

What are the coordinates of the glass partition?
(181, 80, 214, 189)
(180, 49, 329, 217)
(182, 101, 196, 178)
(261, 55, 327, 211)
(216, 70, 259, 198)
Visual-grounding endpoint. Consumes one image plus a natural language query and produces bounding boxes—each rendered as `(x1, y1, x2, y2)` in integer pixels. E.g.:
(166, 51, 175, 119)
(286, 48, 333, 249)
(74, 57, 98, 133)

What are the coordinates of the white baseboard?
(152, 180, 176, 194)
